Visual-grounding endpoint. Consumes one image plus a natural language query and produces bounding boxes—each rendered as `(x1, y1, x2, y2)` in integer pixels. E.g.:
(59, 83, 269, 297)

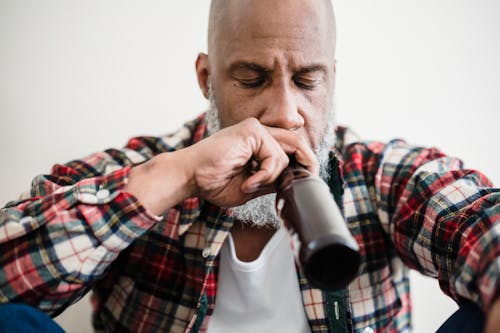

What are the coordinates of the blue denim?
(0, 303, 64, 333)
(436, 302, 485, 333)
(0, 301, 485, 332)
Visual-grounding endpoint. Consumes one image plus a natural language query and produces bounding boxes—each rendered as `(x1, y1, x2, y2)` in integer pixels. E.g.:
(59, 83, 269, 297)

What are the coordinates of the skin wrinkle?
(206, 81, 335, 228)
(200, 0, 338, 228)
(202, 1, 500, 330)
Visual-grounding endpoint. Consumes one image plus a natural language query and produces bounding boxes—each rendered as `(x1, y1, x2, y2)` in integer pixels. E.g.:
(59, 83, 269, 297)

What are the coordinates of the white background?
(1, 1, 499, 332)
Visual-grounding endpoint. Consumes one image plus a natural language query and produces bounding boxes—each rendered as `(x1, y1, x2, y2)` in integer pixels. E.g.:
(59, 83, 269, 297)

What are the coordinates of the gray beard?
(206, 87, 336, 229)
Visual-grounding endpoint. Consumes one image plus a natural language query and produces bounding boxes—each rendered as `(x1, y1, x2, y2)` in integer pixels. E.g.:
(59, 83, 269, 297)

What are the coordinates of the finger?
(241, 148, 289, 192)
(241, 154, 288, 194)
(247, 123, 290, 175)
(238, 130, 288, 192)
(241, 175, 275, 194)
(265, 127, 319, 176)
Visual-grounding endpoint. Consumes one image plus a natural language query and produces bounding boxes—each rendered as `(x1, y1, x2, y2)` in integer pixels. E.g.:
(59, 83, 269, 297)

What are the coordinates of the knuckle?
(279, 153, 290, 168)
(286, 130, 307, 149)
(284, 156, 291, 169)
(240, 118, 266, 140)
(241, 117, 261, 130)
(313, 158, 320, 169)
(297, 134, 310, 148)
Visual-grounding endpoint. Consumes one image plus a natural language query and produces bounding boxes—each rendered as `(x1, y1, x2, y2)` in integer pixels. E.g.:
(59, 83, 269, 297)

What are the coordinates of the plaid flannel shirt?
(1, 113, 499, 333)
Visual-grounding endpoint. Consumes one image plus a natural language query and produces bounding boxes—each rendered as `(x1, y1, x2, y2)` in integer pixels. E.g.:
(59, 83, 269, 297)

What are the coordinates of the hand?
(125, 118, 318, 215)
(183, 117, 318, 208)
(485, 297, 500, 333)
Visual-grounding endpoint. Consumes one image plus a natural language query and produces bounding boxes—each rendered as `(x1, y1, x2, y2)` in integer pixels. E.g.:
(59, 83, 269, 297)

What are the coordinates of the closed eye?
(293, 65, 327, 90)
(293, 77, 321, 90)
(229, 62, 271, 89)
(238, 77, 267, 88)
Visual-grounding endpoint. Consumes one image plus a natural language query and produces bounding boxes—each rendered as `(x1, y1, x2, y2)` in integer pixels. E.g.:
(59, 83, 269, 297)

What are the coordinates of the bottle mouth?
(301, 235, 361, 291)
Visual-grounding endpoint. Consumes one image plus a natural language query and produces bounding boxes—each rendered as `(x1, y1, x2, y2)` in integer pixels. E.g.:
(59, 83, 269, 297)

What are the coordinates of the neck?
(230, 221, 277, 262)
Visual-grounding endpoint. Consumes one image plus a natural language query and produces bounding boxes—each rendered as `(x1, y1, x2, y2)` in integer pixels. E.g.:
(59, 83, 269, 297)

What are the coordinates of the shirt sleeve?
(373, 139, 500, 313)
(0, 135, 177, 315)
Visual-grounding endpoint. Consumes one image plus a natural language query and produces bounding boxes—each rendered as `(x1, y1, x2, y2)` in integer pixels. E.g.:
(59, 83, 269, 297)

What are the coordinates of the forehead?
(212, 0, 335, 70)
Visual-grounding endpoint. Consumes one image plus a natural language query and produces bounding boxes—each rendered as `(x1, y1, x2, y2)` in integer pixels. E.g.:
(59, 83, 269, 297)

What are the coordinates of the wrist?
(125, 150, 196, 216)
(156, 149, 198, 201)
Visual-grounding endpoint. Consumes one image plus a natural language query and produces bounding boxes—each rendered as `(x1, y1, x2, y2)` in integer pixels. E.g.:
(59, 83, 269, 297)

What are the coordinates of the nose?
(259, 82, 305, 130)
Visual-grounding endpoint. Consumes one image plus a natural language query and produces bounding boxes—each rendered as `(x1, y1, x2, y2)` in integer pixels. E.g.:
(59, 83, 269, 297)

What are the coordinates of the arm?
(0, 128, 188, 314)
(372, 140, 499, 315)
(0, 116, 317, 315)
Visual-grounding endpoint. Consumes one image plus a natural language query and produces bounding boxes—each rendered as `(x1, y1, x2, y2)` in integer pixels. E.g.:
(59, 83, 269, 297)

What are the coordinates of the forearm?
(0, 119, 205, 312)
(395, 174, 500, 312)
(124, 150, 196, 216)
(0, 115, 319, 314)
(0, 168, 160, 313)
(373, 139, 500, 312)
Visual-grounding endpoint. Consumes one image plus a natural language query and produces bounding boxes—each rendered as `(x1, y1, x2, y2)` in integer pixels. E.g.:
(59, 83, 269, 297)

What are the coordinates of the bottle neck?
(276, 157, 313, 194)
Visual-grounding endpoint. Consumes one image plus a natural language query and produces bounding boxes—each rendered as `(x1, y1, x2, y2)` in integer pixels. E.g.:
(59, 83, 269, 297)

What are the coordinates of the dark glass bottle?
(276, 160, 361, 291)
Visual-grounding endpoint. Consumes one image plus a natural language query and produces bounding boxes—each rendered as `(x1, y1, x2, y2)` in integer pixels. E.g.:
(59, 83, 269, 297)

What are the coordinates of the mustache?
(206, 84, 336, 181)
(205, 83, 335, 227)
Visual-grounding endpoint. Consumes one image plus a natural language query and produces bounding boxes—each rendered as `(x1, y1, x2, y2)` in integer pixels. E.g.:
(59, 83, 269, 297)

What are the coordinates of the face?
(206, 85, 335, 228)
(198, 0, 336, 227)
(198, 0, 336, 152)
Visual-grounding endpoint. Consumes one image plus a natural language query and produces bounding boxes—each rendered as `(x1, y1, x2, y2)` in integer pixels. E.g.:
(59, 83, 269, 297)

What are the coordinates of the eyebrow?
(228, 62, 271, 74)
(294, 64, 328, 76)
(228, 61, 328, 75)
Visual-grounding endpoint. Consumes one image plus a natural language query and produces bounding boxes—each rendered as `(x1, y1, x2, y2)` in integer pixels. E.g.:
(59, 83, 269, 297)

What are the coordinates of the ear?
(195, 53, 210, 99)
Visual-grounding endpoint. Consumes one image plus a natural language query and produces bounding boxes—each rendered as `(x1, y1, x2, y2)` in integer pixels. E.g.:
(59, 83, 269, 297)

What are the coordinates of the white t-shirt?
(206, 226, 311, 332)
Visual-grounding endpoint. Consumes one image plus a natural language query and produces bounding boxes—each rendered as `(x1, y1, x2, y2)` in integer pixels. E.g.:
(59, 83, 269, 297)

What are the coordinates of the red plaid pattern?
(1, 114, 499, 332)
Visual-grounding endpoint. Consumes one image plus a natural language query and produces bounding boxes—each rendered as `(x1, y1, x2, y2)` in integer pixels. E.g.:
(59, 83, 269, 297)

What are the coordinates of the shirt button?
(96, 189, 110, 200)
(363, 327, 374, 333)
(19, 216, 35, 224)
(276, 198, 285, 213)
(202, 247, 211, 258)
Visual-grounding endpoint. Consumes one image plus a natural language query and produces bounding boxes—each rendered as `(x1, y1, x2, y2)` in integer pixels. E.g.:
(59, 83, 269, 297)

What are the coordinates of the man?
(0, 0, 499, 332)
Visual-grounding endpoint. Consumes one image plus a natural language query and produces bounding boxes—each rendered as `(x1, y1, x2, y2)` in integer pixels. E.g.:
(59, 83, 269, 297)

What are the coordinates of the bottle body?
(276, 165, 360, 290)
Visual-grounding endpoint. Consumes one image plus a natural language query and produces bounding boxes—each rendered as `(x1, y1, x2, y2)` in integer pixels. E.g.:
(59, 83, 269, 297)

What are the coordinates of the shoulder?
(128, 113, 209, 153)
(332, 126, 465, 187)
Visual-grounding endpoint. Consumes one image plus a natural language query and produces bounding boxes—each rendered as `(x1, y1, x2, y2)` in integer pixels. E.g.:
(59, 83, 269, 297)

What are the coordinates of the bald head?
(195, 0, 337, 156)
(207, 0, 336, 64)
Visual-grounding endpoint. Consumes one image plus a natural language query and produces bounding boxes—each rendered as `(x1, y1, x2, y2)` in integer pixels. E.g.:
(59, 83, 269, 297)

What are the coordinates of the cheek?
(213, 82, 241, 126)
(215, 85, 263, 127)
(302, 96, 331, 149)
(303, 119, 324, 150)
(217, 93, 258, 127)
